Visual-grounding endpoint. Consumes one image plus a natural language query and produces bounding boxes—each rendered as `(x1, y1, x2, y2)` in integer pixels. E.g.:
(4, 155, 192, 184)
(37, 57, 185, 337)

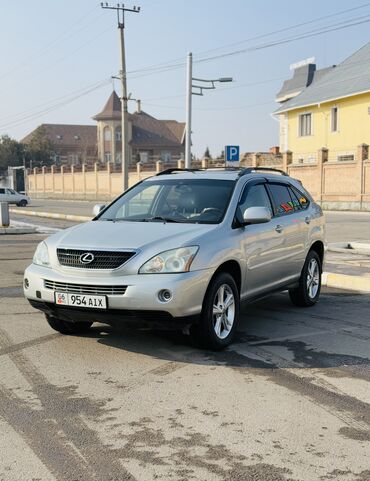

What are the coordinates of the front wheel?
(191, 272, 240, 350)
(46, 315, 93, 335)
(289, 250, 322, 307)
(17, 200, 28, 207)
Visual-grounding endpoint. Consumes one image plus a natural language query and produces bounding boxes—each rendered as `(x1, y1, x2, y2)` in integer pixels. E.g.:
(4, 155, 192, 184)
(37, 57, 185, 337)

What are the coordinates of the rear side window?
(268, 183, 296, 216)
(0, 188, 5, 194)
(290, 185, 310, 210)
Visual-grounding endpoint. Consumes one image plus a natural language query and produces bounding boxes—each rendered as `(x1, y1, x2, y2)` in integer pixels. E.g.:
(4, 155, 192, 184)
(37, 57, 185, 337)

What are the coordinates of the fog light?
(158, 289, 172, 303)
(24, 278, 29, 289)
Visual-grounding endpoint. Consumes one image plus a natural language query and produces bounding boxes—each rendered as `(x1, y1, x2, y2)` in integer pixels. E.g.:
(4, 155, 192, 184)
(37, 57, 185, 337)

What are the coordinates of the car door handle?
(275, 224, 284, 233)
(305, 216, 311, 224)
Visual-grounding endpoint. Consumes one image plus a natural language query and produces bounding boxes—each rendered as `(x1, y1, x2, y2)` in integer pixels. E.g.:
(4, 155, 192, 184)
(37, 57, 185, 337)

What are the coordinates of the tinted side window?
(268, 183, 296, 216)
(0, 188, 5, 194)
(287, 187, 303, 211)
(291, 186, 310, 210)
(239, 184, 272, 215)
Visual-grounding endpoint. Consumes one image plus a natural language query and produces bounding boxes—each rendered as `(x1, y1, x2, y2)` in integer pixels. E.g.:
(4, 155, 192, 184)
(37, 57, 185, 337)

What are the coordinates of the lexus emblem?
(79, 252, 95, 264)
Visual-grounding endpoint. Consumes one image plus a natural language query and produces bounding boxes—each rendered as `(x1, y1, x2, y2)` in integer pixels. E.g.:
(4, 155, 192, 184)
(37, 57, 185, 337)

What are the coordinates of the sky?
(1, 0, 370, 157)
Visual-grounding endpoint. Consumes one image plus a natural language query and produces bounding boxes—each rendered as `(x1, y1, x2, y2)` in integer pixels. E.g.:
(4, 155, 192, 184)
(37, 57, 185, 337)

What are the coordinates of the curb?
(0, 226, 37, 234)
(9, 208, 91, 223)
(322, 271, 370, 293)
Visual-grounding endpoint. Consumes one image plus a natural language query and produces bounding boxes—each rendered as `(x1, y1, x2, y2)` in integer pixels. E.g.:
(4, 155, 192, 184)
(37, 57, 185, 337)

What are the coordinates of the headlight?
(33, 241, 50, 267)
(139, 246, 199, 274)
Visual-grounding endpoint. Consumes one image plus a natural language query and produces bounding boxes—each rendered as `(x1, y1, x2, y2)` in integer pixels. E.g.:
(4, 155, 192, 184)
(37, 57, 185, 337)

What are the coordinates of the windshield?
(99, 178, 235, 224)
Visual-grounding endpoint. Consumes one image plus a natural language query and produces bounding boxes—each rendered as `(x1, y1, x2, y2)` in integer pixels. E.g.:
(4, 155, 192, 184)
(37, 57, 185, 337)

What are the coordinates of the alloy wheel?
(306, 258, 320, 299)
(212, 284, 235, 339)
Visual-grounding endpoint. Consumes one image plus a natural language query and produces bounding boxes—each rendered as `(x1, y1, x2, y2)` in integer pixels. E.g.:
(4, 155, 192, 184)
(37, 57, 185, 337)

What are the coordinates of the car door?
(266, 181, 307, 282)
(0, 188, 6, 202)
(5, 189, 17, 204)
(235, 179, 287, 298)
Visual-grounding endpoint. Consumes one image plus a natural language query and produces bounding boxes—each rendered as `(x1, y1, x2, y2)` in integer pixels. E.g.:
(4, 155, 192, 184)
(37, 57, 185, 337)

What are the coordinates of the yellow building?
(275, 43, 370, 163)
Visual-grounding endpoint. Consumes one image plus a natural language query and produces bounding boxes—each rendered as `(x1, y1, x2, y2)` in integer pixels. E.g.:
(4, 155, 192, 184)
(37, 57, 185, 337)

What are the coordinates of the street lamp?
(185, 52, 233, 168)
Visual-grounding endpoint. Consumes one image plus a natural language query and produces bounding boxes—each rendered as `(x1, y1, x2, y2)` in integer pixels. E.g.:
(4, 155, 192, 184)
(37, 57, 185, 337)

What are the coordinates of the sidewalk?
(322, 250, 370, 292)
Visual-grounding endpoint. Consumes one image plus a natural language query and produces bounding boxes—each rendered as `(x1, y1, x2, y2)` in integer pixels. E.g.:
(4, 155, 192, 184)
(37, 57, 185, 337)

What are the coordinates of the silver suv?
(24, 168, 325, 349)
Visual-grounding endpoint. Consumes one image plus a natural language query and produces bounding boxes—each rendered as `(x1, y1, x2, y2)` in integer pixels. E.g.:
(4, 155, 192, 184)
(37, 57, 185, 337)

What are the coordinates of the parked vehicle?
(0, 187, 30, 206)
(24, 167, 325, 349)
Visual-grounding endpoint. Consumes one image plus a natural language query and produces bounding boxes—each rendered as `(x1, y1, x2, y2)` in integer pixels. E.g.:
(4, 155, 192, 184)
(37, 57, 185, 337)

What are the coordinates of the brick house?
(22, 91, 185, 165)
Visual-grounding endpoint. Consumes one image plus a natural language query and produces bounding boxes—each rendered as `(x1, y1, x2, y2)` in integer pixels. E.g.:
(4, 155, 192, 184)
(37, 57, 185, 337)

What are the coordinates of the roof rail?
(156, 168, 202, 176)
(238, 167, 288, 177)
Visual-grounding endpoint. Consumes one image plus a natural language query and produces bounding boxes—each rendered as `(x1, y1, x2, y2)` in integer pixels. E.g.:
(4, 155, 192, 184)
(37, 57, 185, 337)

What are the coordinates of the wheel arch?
(209, 260, 242, 293)
(309, 240, 324, 265)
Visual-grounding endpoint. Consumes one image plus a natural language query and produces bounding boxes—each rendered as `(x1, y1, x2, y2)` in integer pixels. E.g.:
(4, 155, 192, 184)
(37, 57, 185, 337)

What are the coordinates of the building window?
(104, 127, 111, 141)
(115, 153, 121, 163)
(161, 151, 171, 162)
(104, 152, 111, 162)
(115, 127, 122, 141)
(299, 113, 312, 136)
(331, 107, 338, 132)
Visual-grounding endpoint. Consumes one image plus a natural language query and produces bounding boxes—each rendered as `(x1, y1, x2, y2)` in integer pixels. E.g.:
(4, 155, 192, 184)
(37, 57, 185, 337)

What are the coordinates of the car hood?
(47, 220, 217, 252)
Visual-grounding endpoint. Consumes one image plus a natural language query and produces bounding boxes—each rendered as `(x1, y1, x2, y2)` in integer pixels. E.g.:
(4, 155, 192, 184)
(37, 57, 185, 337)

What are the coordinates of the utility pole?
(101, 2, 140, 191)
(185, 51, 233, 169)
(185, 52, 192, 169)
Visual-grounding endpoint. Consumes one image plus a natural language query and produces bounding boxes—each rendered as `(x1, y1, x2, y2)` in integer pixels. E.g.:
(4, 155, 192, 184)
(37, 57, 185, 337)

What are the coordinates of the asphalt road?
(11, 199, 370, 243)
(1, 234, 370, 481)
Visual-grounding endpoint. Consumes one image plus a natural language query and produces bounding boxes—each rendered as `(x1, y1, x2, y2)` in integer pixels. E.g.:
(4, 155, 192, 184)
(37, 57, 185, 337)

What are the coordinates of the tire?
(46, 314, 93, 335)
(289, 250, 322, 307)
(18, 200, 27, 207)
(191, 272, 240, 350)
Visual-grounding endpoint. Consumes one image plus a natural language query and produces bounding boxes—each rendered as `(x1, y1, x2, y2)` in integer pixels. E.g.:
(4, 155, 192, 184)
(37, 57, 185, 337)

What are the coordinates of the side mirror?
(243, 206, 271, 225)
(93, 204, 106, 217)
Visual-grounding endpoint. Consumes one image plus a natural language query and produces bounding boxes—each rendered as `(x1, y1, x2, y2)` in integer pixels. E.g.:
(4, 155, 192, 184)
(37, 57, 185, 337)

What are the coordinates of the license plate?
(55, 292, 107, 309)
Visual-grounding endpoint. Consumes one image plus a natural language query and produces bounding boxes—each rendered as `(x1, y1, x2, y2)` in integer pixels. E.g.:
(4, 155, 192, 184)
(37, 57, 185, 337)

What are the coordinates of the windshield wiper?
(144, 216, 182, 223)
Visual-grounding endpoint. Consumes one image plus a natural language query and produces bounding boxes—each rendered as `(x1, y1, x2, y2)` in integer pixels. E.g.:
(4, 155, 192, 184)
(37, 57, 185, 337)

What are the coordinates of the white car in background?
(0, 187, 30, 206)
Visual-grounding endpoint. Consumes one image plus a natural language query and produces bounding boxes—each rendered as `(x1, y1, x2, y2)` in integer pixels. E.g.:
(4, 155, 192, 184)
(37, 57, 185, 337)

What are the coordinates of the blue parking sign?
(225, 145, 240, 165)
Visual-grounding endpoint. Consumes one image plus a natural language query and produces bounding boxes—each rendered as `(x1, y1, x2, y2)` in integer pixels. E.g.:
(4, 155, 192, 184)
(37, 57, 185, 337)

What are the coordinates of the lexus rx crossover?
(24, 167, 325, 349)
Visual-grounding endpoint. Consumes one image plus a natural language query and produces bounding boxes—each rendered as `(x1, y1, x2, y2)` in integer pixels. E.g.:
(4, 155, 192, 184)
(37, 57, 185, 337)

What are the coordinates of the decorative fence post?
(201, 159, 209, 169)
(82, 164, 86, 199)
(252, 153, 260, 167)
(94, 162, 98, 199)
(357, 143, 368, 210)
(60, 165, 65, 196)
(51, 165, 55, 194)
(42, 166, 46, 196)
(156, 160, 163, 173)
(317, 147, 328, 203)
(282, 151, 292, 173)
(177, 159, 185, 169)
(71, 165, 75, 198)
(107, 162, 111, 197)
(136, 162, 142, 180)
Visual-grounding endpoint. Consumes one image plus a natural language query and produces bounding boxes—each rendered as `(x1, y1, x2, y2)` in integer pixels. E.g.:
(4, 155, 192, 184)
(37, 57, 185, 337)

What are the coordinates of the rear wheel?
(191, 272, 239, 350)
(46, 315, 93, 335)
(17, 200, 27, 207)
(289, 250, 322, 307)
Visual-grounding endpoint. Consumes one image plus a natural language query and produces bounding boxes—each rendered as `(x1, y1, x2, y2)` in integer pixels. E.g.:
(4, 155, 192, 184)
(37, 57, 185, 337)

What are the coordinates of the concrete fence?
(26, 145, 370, 210)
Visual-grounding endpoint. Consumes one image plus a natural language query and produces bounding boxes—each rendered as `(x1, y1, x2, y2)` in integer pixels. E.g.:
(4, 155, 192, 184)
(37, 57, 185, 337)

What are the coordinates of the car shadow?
(82, 289, 370, 371)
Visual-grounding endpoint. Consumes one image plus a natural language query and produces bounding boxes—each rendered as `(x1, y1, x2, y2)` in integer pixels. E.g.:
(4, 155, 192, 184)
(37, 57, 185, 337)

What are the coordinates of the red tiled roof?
(21, 124, 97, 147)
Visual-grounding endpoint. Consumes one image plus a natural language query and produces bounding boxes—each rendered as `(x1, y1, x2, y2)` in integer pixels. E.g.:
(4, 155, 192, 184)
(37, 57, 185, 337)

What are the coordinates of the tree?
(24, 126, 55, 166)
(203, 146, 211, 159)
(0, 135, 25, 172)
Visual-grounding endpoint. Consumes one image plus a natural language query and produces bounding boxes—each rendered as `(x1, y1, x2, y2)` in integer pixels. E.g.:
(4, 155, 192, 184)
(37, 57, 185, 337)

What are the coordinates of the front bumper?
(23, 263, 214, 322)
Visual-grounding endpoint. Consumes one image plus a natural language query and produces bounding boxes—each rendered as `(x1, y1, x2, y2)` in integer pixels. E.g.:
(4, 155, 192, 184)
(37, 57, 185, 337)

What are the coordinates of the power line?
(195, 1, 370, 58)
(123, 3, 370, 79)
(0, 79, 111, 131)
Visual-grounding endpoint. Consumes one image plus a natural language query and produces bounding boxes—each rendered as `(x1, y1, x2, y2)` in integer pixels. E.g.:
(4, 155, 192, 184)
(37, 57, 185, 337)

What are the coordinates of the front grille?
(44, 280, 127, 296)
(57, 248, 135, 269)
